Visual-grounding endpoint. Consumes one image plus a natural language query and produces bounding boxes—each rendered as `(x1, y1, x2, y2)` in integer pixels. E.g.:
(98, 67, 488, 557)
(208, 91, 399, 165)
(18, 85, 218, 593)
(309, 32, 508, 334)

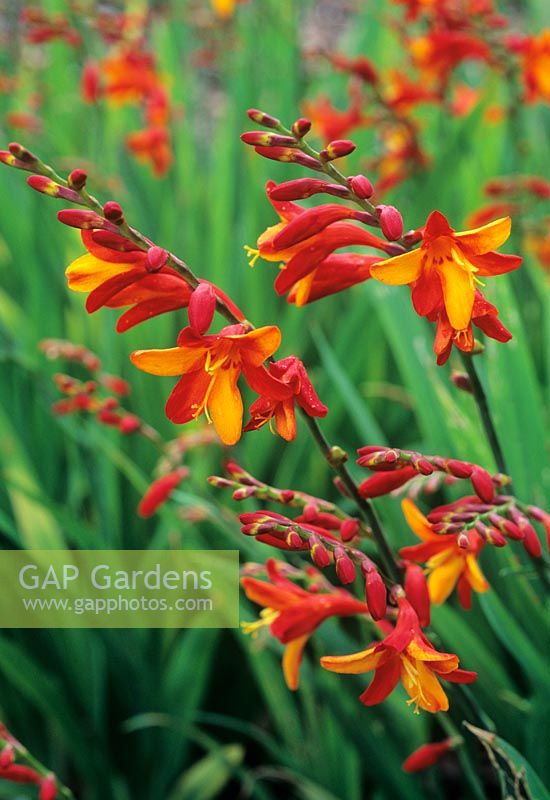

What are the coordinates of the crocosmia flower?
(370, 210, 521, 343)
(246, 181, 388, 306)
(399, 499, 488, 609)
(244, 356, 327, 441)
(321, 592, 476, 712)
(66, 230, 243, 332)
(241, 559, 369, 689)
(131, 324, 285, 445)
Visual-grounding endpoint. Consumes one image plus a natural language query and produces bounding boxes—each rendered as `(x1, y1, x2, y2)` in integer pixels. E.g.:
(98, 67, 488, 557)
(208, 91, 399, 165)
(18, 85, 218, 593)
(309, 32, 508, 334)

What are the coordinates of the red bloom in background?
(127, 126, 172, 177)
(66, 229, 243, 332)
(301, 87, 365, 144)
(241, 559, 368, 689)
(101, 48, 161, 105)
(408, 30, 491, 90)
(521, 31, 550, 104)
(321, 593, 476, 712)
(247, 181, 388, 305)
(245, 356, 327, 440)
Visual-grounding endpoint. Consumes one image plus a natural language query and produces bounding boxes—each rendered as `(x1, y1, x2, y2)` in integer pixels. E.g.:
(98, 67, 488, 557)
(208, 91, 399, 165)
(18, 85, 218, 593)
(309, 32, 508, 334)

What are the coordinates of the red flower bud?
(292, 117, 312, 138)
(57, 209, 117, 231)
(358, 467, 417, 498)
(103, 201, 124, 225)
(39, 774, 57, 800)
(377, 205, 404, 241)
(144, 245, 168, 272)
(320, 139, 356, 161)
(254, 146, 322, 170)
(446, 459, 473, 479)
(8, 142, 37, 163)
(280, 490, 295, 503)
(99, 374, 130, 396)
(404, 564, 430, 626)
(402, 739, 455, 773)
(247, 108, 280, 129)
(241, 131, 297, 147)
(470, 467, 494, 503)
(119, 414, 141, 434)
(450, 371, 473, 395)
(340, 518, 360, 542)
(138, 467, 189, 517)
(348, 174, 374, 199)
(0, 744, 14, 768)
(364, 568, 387, 620)
(189, 283, 217, 335)
(269, 178, 348, 201)
(68, 168, 87, 190)
(286, 530, 304, 549)
(334, 547, 356, 584)
(522, 524, 542, 558)
(309, 535, 331, 568)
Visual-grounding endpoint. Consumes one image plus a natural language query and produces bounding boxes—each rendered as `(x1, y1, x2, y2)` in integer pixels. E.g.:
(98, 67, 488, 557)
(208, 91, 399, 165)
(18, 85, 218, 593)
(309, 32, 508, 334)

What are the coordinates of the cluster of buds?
(241, 109, 406, 244)
(357, 445, 509, 503)
(424, 494, 546, 557)
(0, 725, 59, 798)
(209, 460, 369, 540)
(21, 6, 80, 47)
(41, 340, 144, 436)
(238, 509, 390, 620)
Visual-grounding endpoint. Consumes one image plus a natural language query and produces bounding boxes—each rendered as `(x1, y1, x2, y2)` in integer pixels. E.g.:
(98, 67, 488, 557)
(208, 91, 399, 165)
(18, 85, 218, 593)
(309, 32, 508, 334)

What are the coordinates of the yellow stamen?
(244, 245, 261, 267)
(241, 607, 280, 637)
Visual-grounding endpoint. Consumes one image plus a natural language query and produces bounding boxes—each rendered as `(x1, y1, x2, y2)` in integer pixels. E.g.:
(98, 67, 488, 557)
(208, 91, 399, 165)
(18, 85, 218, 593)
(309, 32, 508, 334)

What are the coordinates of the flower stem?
(459, 353, 508, 477)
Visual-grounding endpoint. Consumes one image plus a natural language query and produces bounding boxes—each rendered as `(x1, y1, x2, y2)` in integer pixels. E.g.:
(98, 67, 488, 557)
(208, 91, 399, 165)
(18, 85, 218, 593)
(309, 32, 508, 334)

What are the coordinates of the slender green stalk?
(459, 352, 508, 477)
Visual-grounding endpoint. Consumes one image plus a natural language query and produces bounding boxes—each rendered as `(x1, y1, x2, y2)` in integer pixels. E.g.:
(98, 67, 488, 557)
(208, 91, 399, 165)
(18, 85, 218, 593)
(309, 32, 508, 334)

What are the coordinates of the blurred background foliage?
(0, 0, 548, 798)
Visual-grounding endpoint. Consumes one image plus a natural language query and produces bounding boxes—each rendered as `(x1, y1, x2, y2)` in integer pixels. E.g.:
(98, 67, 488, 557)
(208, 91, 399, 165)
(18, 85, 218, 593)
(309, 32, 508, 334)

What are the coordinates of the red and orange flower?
(244, 356, 327, 441)
(247, 181, 389, 305)
(131, 324, 285, 445)
(399, 498, 488, 609)
(241, 559, 369, 689)
(370, 210, 521, 359)
(321, 591, 476, 712)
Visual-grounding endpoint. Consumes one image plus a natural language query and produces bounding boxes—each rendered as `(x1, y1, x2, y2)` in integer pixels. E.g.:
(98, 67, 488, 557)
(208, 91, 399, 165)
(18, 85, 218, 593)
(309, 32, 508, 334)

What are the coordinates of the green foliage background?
(0, 1, 548, 798)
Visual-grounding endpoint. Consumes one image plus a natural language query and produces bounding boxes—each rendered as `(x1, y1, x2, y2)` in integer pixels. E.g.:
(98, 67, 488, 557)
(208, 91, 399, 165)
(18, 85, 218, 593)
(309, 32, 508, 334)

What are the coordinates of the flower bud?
(254, 146, 322, 170)
(334, 547, 356, 584)
(269, 178, 348, 201)
(363, 567, 386, 620)
(9, 141, 37, 163)
(138, 467, 189, 517)
(340, 518, 360, 542)
(402, 739, 455, 773)
(241, 131, 297, 147)
(27, 175, 81, 202)
(0, 744, 14, 768)
(402, 228, 423, 246)
(280, 490, 295, 503)
(320, 139, 356, 161)
(286, 530, 304, 549)
(309, 535, 331, 568)
(189, 283, 217, 335)
(103, 200, 125, 225)
(57, 209, 117, 231)
(522, 524, 542, 558)
(446, 459, 473, 479)
(68, 168, 87, 190)
(145, 245, 168, 272)
(451, 371, 473, 393)
(39, 774, 57, 800)
(470, 467, 494, 502)
(247, 108, 280, 129)
(292, 117, 312, 138)
(348, 174, 374, 199)
(404, 563, 430, 626)
(377, 205, 404, 241)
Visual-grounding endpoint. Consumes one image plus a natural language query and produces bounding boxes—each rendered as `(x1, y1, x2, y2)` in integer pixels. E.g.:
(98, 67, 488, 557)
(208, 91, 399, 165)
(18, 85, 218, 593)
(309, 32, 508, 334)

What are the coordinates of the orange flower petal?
(402, 498, 439, 541)
(454, 217, 511, 254)
(130, 347, 205, 376)
(208, 365, 243, 445)
(439, 258, 475, 330)
(238, 326, 282, 365)
(282, 634, 309, 690)
(427, 557, 464, 605)
(465, 554, 489, 593)
(320, 644, 389, 674)
(66, 254, 135, 292)
(370, 249, 423, 285)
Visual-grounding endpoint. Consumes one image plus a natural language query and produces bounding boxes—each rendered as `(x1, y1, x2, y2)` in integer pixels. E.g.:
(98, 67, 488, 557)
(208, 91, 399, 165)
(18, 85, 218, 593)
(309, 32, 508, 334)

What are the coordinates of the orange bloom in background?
(211, 0, 250, 18)
(244, 355, 327, 441)
(66, 229, 243, 332)
(370, 210, 521, 342)
(131, 324, 285, 445)
(408, 30, 490, 90)
(102, 48, 160, 105)
(400, 499, 488, 609)
(126, 126, 173, 177)
(321, 593, 476, 712)
(385, 70, 440, 113)
(247, 181, 389, 306)
(241, 559, 369, 689)
(301, 89, 365, 144)
(522, 30, 550, 104)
